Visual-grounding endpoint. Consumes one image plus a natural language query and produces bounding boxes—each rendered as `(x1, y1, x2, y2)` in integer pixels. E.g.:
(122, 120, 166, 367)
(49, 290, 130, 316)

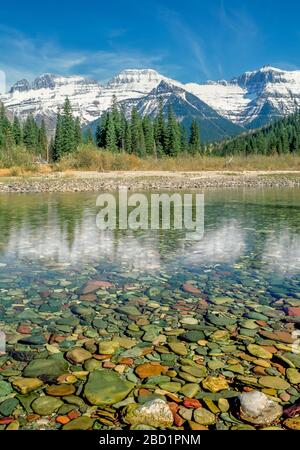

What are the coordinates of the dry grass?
(55, 145, 300, 172)
(1, 144, 300, 175)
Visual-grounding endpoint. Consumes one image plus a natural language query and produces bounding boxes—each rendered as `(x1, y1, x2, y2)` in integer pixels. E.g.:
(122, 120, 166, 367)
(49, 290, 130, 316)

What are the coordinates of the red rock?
(17, 325, 32, 334)
(280, 392, 291, 402)
(27, 414, 40, 422)
(174, 413, 184, 427)
(287, 307, 300, 317)
(118, 357, 134, 366)
(168, 402, 179, 416)
(80, 294, 97, 302)
(182, 283, 201, 295)
(259, 330, 294, 344)
(256, 320, 267, 327)
(82, 280, 113, 294)
(56, 415, 70, 425)
(68, 410, 80, 420)
(183, 398, 202, 409)
(243, 386, 254, 392)
(0, 417, 14, 425)
(94, 354, 111, 360)
(273, 362, 286, 375)
(284, 401, 300, 418)
(40, 290, 51, 298)
(135, 362, 165, 379)
(198, 299, 208, 309)
(103, 362, 116, 369)
(139, 388, 150, 396)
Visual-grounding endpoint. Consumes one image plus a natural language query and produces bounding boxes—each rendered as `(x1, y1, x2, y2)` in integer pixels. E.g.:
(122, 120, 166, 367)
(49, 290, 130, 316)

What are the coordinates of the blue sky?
(1, 0, 300, 87)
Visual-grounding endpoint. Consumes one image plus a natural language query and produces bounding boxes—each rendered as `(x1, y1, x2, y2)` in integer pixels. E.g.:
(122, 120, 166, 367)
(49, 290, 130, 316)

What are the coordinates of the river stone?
(98, 340, 120, 355)
(136, 363, 164, 379)
(207, 311, 236, 327)
(239, 391, 283, 426)
(45, 384, 76, 396)
(247, 344, 272, 359)
(0, 398, 19, 416)
(284, 417, 300, 430)
(180, 383, 200, 398)
(84, 358, 102, 371)
(23, 359, 68, 378)
(62, 416, 95, 430)
(259, 376, 290, 390)
(12, 377, 43, 394)
(159, 382, 181, 393)
(180, 317, 198, 325)
(180, 331, 205, 342)
(202, 376, 229, 393)
(168, 341, 187, 356)
(0, 380, 13, 396)
(18, 335, 46, 346)
(181, 365, 207, 378)
(66, 347, 92, 364)
(117, 305, 140, 316)
(31, 396, 63, 415)
(124, 399, 173, 428)
(286, 368, 300, 384)
(84, 370, 134, 405)
(194, 407, 216, 425)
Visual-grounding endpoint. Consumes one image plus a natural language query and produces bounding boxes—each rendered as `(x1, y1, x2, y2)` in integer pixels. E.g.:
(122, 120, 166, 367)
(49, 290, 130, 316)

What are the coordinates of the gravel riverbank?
(0, 171, 300, 193)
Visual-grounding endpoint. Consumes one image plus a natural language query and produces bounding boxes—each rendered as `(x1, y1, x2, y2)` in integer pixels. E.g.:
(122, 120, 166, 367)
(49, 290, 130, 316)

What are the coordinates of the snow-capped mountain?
(87, 80, 243, 142)
(2, 65, 300, 140)
(187, 65, 300, 128)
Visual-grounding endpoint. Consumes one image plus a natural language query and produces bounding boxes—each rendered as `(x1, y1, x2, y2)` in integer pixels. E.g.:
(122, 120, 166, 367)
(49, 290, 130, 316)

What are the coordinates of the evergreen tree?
(74, 117, 82, 148)
(130, 107, 142, 155)
(165, 105, 181, 156)
(189, 120, 201, 154)
(106, 112, 117, 151)
(154, 99, 166, 154)
(124, 121, 132, 154)
(12, 116, 22, 145)
(143, 116, 155, 155)
(38, 119, 48, 160)
(60, 97, 75, 155)
(53, 109, 62, 161)
(23, 114, 38, 151)
(84, 128, 94, 144)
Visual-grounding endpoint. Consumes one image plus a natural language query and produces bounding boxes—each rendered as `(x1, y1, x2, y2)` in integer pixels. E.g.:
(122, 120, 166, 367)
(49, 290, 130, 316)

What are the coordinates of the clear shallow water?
(0, 188, 300, 430)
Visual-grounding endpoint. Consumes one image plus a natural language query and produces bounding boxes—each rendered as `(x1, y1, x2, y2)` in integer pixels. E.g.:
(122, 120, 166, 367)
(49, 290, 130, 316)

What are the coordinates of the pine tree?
(74, 117, 82, 148)
(189, 120, 201, 154)
(106, 112, 117, 151)
(154, 99, 166, 154)
(38, 119, 48, 160)
(131, 107, 141, 155)
(124, 121, 132, 153)
(23, 114, 38, 151)
(143, 116, 155, 155)
(60, 97, 75, 155)
(12, 116, 22, 145)
(53, 109, 62, 161)
(166, 105, 181, 156)
(96, 113, 108, 148)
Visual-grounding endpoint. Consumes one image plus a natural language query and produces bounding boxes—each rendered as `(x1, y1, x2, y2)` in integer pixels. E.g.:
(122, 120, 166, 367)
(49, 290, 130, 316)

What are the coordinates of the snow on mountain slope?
(3, 65, 300, 136)
(186, 66, 300, 128)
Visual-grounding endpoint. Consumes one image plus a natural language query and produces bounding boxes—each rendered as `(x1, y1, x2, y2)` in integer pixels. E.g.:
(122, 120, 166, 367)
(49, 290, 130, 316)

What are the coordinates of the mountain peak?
(107, 68, 163, 88)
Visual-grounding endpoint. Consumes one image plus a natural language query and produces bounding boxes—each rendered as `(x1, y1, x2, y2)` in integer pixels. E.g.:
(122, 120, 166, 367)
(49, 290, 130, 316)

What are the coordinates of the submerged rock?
(239, 391, 283, 426)
(23, 359, 68, 378)
(124, 399, 173, 428)
(84, 370, 134, 405)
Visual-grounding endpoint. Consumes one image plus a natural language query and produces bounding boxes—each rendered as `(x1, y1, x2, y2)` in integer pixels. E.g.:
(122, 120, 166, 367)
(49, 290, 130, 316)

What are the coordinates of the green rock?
(168, 341, 187, 356)
(179, 383, 199, 398)
(62, 416, 95, 430)
(23, 358, 68, 378)
(259, 376, 290, 390)
(208, 360, 225, 370)
(0, 397, 19, 416)
(286, 368, 300, 384)
(181, 365, 207, 378)
(247, 344, 272, 359)
(180, 331, 205, 342)
(117, 305, 140, 316)
(31, 396, 63, 415)
(84, 359, 102, 371)
(194, 407, 216, 425)
(159, 382, 181, 392)
(0, 380, 12, 397)
(84, 370, 134, 405)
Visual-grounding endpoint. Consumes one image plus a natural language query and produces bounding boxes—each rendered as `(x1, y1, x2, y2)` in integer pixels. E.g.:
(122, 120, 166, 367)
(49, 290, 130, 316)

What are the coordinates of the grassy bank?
(2, 145, 300, 175)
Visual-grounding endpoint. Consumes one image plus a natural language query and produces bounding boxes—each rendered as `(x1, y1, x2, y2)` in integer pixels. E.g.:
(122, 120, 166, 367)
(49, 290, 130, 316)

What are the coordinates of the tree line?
(0, 104, 48, 158)
(95, 96, 202, 157)
(214, 110, 300, 156)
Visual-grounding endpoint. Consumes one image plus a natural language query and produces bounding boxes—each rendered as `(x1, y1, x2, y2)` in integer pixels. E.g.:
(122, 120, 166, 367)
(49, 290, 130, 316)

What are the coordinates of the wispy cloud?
(0, 26, 166, 88)
(159, 7, 211, 80)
